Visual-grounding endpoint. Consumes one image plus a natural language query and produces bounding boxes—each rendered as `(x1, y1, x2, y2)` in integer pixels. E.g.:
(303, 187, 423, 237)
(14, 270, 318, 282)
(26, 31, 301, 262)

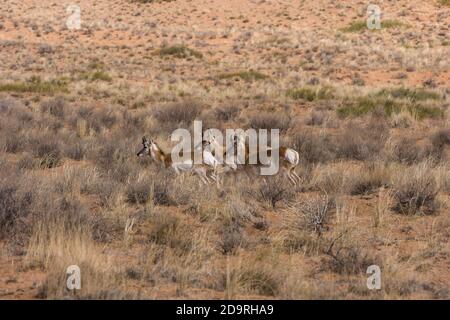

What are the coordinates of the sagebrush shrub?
(154, 100, 202, 124)
(40, 96, 66, 118)
(249, 113, 291, 133)
(336, 118, 389, 160)
(255, 177, 295, 208)
(292, 131, 335, 164)
(392, 163, 439, 215)
(31, 138, 64, 169)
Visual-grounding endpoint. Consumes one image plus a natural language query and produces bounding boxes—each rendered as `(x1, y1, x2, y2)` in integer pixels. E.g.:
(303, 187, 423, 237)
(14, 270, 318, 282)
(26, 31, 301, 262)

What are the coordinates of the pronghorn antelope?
(201, 138, 233, 186)
(203, 132, 237, 171)
(137, 136, 217, 185)
(207, 131, 301, 185)
(239, 132, 301, 185)
(275, 145, 301, 185)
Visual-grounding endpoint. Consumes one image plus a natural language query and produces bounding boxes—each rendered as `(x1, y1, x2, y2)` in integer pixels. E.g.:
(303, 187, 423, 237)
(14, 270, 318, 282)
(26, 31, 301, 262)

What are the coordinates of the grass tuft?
(0, 76, 68, 94)
(81, 70, 113, 82)
(218, 71, 268, 82)
(376, 88, 441, 101)
(340, 19, 406, 33)
(286, 86, 334, 102)
(392, 163, 440, 215)
(158, 45, 203, 59)
(338, 96, 443, 120)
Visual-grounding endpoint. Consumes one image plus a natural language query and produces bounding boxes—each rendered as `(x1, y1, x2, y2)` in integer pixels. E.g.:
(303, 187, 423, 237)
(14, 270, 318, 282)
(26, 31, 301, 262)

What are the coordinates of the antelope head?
(202, 139, 212, 151)
(137, 136, 152, 157)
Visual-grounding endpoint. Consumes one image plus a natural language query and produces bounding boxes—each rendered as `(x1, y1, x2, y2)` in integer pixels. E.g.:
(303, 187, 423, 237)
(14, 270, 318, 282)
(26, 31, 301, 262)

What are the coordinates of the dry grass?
(0, 0, 449, 300)
(0, 77, 69, 94)
(249, 112, 291, 133)
(218, 71, 268, 82)
(340, 19, 406, 33)
(344, 162, 390, 195)
(1, 79, 448, 299)
(287, 86, 334, 102)
(251, 176, 295, 208)
(391, 162, 440, 215)
(157, 45, 203, 59)
(26, 214, 120, 299)
(284, 194, 335, 236)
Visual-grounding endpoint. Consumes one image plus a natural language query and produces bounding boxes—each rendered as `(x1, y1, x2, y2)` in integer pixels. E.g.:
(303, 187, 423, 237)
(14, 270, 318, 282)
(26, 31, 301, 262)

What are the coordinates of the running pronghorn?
(137, 136, 217, 185)
(206, 131, 301, 185)
(202, 131, 237, 171)
(276, 145, 301, 185)
(238, 131, 300, 185)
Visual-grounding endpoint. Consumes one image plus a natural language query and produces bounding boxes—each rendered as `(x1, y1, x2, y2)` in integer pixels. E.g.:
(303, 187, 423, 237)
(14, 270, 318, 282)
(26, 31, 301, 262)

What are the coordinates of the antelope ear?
(142, 136, 148, 144)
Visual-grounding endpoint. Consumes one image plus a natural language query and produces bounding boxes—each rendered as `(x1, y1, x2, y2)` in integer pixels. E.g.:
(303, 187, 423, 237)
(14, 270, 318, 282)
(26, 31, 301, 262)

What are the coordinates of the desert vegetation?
(0, 0, 449, 300)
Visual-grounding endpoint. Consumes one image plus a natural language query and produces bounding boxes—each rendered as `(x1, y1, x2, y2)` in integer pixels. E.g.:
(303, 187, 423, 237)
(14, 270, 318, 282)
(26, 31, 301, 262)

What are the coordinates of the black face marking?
(137, 137, 151, 157)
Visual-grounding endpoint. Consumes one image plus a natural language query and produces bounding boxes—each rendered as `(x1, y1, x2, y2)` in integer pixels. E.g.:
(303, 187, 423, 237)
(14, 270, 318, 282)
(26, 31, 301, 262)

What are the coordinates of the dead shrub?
(214, 104, 241, 121)
(336, 119, 389, 161)
(147, 211, 193, 255)
(17, 153, 39, 170)
(390, 111, 414, 128)
(152, 174, 174, 206)
(218, 218, 246, 255)
(3, 193, 32, 245)
(126, 179, 152, 205)
(68, 106, 121, 135)
(216, 199, 252, 255)
(254, 176, 295, 208)
(324, 243, 378, 275)
(40, 96, 66, 118)
(62, 166, 122, 209)
(226, 194, 259, 224)
(0, 97, 18, 113)
(345, 163, 390, 195)
(389, 137, 424, 164)
(120, 109, 157, 137)
(291, 131, 335, 164)
(392, 163, 439, 215)
(310, 163, 346, 194)
(4, 133, 27, 153)
(154, 100, 202, 125)
(25, 201, 119, 298)
(81, 108, 120, 134)
(92, 137, 139, 183)
(305, 110, 327, 126)
(64, 140, 87, 161)
(52, 195, 91, 228)
(126, 172, 173, 206)
(285, 194, 335, 236)
(431, 128, 450, 149)
(249, 112, 291, 133)
(280, 230, 326, 255)
(0, 116, 27, 153)
(86, 177, 123, 209)
(0, 183, 26, 240)
(1, 170, 96, 248)
(93, 108, 120, 130)
(430, 128, 450, 160)
(238, 268, 279, 296)
(31, 137, 64, 169)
